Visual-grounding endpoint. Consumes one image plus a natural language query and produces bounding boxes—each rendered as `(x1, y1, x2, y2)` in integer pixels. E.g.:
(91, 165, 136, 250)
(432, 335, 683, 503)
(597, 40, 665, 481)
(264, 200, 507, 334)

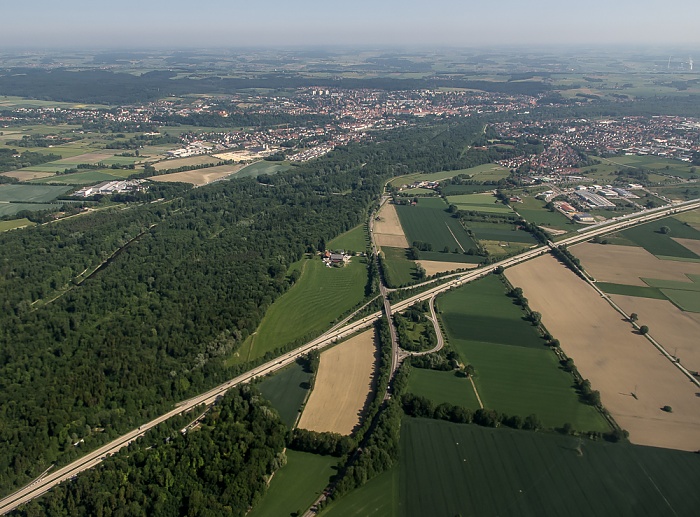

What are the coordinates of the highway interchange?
(1, 197, 699, 514)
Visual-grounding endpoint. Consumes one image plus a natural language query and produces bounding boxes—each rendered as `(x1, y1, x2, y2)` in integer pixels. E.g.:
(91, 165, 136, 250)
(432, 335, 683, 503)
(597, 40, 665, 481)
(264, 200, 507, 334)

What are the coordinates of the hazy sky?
(2, 0, 699, 48)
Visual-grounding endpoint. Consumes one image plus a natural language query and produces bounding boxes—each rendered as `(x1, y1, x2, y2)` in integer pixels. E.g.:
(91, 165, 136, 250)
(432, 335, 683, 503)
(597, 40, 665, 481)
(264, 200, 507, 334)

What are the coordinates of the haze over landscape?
(2, 0, 699, 48)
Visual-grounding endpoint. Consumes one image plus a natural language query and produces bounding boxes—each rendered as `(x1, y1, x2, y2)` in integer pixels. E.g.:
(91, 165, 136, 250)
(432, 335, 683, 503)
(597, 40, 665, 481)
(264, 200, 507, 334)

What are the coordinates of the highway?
(1, 197, 698, 515)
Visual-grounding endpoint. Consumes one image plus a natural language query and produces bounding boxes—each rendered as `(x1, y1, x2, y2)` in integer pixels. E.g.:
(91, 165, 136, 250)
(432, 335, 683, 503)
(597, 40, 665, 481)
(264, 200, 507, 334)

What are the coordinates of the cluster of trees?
(15, 386, 287, 516)
(288, 429, 354, 457)
(394, 304, 437, 352)
(401, 393, 543, 431)
(0, 148, 62, 173)
(105, 133, 179, 150)
(552, 245, 586, 279)
(6, 135, 76, 148)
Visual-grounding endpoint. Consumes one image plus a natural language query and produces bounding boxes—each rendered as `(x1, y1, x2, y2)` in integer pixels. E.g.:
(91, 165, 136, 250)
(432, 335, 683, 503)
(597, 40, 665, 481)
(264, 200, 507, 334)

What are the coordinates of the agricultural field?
(388, 163, 509, 188)
(297, 329, 377, 435)
(381, 246, 418, 287)
(30, 169, 134, 185)
(596, 155, 699, 180)
(615, 216, 700, 260)
(229, 255, 368, 364)
(399, 418, 700, 517)
(150, 163, 245, 186)
(321, 467, 398, 517)
(151, 155, 219, 171)
(506, 254, 700, 451)
(406, 368, 480, 409)
(446, 193, 513, 214)
(373, 202, 409, 249)
(256, 362, 312, 428)
(415, 259, 475, 277)
(328, 224, 367, 253)
(440, 184, 494, 195)
(235, 161, 292, 179)
(0, 203, 60, 217)
(249, 450, 336, 517)
(0, 184, 70, 203)
(395, 197, 480, 262)
(512, 194, 574, 230)
(0, 218, 34, 232)
(438, 275, 607, 431)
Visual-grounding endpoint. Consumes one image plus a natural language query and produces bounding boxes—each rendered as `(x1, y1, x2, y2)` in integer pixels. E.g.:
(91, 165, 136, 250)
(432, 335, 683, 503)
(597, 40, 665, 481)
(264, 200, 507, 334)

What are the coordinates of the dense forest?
(0, 69, 550, 104)
(13, 386, 287, 517)
(0, 118, 491, 497)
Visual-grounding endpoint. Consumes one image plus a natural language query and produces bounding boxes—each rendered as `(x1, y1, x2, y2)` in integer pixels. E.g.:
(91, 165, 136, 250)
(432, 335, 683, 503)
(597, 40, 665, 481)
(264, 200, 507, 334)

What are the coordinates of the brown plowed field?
(506, 254, 700, 451)
(297, 329, 377, 435)
(1, 170, 54, 181)
(374, 203, 408, 249)
(610, 294, 700, 374)
(673, 237, 700, 257)
(573, 242, 700, 286)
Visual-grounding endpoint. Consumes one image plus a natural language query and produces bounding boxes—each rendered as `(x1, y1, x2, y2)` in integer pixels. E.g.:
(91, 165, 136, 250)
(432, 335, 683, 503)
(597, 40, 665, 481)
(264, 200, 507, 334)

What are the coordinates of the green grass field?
(235, 161, 292, 179)
(30, 170, 133, 185)
(230, 256, 368, 364)
(256, 362, 312, 428)
(0, 203, 60, 217)
(0, 218, 35, 232)
(438, 275, 607, 431)
(249, 450, 337, 517)
(381, 246, 418, 287)
(595, 282, 667, 300)
(438, 275, 543, 349)
(395, 198, 479, 260)
(642, 277, 700, 291)
(660, 289, 700, 312)
(0, 184, 70, 203)
(328, 224, 368, 253)
(618, 217, 700, 259)
(466, 221, 539, 244)
(446, 193, 513, 214)
(406, 368, 480, 409)
(597, 155, 698, 179)
(388, 163, 509, 188)
(399, 418, 700, 517)
(513, 196, 574, 230)
(321, 466, 398, 517)
(440, 184, 495, 195)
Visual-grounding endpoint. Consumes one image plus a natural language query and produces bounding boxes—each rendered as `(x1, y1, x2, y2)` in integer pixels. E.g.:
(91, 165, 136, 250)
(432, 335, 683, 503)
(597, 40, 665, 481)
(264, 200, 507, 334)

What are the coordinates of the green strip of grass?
(596, 282, 668, 300)
(660, 288, 700, 312)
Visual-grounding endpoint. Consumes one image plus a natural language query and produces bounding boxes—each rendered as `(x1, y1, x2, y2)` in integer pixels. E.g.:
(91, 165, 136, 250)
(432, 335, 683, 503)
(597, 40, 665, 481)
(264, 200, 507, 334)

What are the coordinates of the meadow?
(512, 195, 573, 230)
(235, 161, 292, 179)
(230, 255, 368, 364)
(30, 169, 134, 185)
(446, 193, 513, 214)
(467, 221, 538, 243)
(328, 224, 367, 253)
(256, 362, 312, 428)
(399, 418, 700, 517)
(0, 218, 34, 232)
(618, 216, 700, 260)
(440, 184, 494, 195)
(0, 184, 70, 203)
(388, 163, 509, 188)
(395, 198, 479, 259)
(381, 246, 418, 287)
(0, 203, 60, 217)
(249, 450, 336, 517)
(406, 368, 480, 409)
(321, 467, 398, 517)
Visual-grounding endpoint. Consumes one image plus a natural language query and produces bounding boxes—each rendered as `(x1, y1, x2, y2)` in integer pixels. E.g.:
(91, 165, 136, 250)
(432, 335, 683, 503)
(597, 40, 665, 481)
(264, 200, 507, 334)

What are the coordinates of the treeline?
(0, 68, 550, 104)
(13, 386, 287, 517)
(0, 148, 62, 173)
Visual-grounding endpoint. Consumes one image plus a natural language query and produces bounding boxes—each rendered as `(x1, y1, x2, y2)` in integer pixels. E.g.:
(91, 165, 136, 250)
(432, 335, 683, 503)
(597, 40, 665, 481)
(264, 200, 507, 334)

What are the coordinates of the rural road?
(1, 197, 698, 514)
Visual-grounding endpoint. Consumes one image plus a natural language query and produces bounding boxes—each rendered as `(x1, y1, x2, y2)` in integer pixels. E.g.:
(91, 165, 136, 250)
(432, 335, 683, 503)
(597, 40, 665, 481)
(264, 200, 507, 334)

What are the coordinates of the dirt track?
(297, 329, 377, 435)
(507, 254, 700, 451)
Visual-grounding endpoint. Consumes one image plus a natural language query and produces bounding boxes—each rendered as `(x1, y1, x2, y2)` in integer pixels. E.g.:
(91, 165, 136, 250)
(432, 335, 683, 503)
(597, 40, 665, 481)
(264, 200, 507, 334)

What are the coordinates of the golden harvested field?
(416, 260, 477, 276)
(297, 329, 377, 435)
(152, 155, 219, 171)
(151, 164, 244, 186)
(374, 202, 408, 248)
(609, 295, 700, 374)
(1, 170, 54, 181)
(212, 150, 262, 162)
(673, 237, 700, 257)
(506, 254, 700, 451)
(573, 242, 700, 286)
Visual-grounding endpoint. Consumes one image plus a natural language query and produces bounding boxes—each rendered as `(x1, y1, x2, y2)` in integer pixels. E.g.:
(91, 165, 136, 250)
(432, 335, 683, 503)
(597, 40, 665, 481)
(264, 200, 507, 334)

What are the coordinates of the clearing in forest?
(297, 329, 377, 435)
